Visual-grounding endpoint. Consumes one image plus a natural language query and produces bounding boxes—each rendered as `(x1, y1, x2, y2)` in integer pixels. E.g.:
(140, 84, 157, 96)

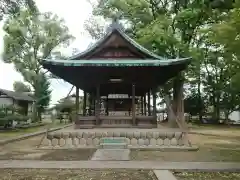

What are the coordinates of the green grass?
(0, 121, 68, 140)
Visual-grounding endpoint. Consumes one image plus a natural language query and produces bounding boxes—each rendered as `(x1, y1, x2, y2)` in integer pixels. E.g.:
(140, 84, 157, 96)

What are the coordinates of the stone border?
(1, 161, 240, 172)
(130, 146, 199, 151)
(153, 170, 177, 180)
(0, 124, 73, 146)
(37, 145, 198, 151)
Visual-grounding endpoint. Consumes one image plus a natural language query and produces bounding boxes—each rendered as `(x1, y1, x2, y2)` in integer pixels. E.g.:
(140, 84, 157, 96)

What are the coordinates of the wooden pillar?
(147, 91, 151, 116)
(141, 96, 144, 115)
(132, 83, 136, 125)
(152, 88, 157, 125)
(95, 85, 100, 125)
(89, 93, 93, 116)
(75, 87, 79, 114)
(93, 96, 96, 116)
(106, 94, 109, 116)
(83, 91, 87, 116)
(144, 94, 147, 115)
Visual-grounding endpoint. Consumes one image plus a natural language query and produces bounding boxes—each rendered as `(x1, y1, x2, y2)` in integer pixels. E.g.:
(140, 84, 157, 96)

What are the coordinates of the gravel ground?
(130, 133, 240, 162)
(174, 172, 240, 180)
(0, 149, 96, 161)
(40, 149, 96, 160)
(0, 169, 157, 180)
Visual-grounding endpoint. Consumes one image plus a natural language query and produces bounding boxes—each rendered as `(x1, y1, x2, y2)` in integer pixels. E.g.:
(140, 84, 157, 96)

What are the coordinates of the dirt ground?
(130, 131, 240, 161)
(0, 123, 68, 140)
(0, 135, 97, 160)
(0, 169, 157, 180)
(174, 172, 240, 180)
(0, 127, 240, 162)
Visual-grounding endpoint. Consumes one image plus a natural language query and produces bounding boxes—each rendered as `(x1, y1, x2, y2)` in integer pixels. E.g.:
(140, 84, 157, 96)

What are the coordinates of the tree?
(3, 9, 74, 121)
(34, 73, 51, 121)
(84, 0, 225, 127)
(184, 92, 205, 120)
(0, 0, 38, 20)
(13, 81, 31, 92)
(84, 0, 240, 127)
(204, 0, 240, 122)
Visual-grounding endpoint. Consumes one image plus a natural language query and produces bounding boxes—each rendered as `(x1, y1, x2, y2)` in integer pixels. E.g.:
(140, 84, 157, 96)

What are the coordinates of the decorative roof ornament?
(106, 14, 124, 33)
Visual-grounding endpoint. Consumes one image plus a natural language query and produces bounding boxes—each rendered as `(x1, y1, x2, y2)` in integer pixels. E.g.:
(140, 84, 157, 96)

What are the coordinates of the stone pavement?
(154, 170, 178, 180)
(1, 160, 240, 172)
(91, 149, 130, 161)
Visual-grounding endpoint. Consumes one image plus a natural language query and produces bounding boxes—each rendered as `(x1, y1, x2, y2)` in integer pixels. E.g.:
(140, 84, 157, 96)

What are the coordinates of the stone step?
(91, 149, 130, 161)
(100, 143, 127, 149)
(100, 137, 126, 144)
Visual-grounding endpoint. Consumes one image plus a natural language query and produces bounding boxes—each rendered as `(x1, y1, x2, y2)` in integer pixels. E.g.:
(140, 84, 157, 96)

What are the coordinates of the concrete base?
(153, 170, 177, 180)
(100, 143, 127, 149)
(91, 149, 130, 161)
(42, 128, 195, 150)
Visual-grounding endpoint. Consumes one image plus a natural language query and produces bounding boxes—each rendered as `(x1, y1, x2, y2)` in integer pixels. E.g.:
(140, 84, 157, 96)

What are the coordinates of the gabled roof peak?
(106, 18, 124, 33)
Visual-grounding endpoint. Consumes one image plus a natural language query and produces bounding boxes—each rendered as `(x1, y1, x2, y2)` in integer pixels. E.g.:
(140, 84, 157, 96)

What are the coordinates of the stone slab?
(100, 143, 127, 149)
(101, 137, 126, 143)
(1, 161, 240, 172)
(91, 149, 130, 161)
(153, 170, 177, 180)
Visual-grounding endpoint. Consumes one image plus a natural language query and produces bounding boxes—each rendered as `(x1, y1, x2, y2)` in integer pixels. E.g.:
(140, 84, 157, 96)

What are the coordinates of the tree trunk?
(224, 110, 231, 126)
(197, 77, 203, 123)
(169, 75, 185, 128)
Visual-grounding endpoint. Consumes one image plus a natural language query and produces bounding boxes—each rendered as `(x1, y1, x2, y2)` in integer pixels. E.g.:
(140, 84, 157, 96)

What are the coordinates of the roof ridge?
(69, 21, 166, 60)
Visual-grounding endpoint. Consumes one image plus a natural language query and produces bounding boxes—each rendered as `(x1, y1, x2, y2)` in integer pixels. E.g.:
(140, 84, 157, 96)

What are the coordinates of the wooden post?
(132, 83, 136, 125)
(83, 91, 87, 116)
(147, 91, 151, 116)
(75, 87, 79, 115)
(141, 96, 144, 115)
(89, 93, 92, 116)
(93, 96, 95, 116)
(144, 94, 147, 115)
(152, 88, 157, 125)
(106, 94, 109, 116)
(96, 85, 100, 125)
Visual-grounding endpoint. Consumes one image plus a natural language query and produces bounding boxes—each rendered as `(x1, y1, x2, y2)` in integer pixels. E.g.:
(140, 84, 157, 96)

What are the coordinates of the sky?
(0, 0, 93, 106)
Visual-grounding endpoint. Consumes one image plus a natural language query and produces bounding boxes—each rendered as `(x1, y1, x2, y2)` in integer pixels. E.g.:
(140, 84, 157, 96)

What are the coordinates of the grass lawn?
(0, 121, 70, 140)
(174, 172, 240, 180)
(131, 127, 240, 162)
(0, 169, 157, 180)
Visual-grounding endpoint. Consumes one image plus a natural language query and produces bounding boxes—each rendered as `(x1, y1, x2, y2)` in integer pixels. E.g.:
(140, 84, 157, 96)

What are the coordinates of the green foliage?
(0, 105, 29, 127)
(0, 0, 38, 21)
(184, 93, 205, 116)
(13, 81, 31, 92)
(3, 9, 74, 121)
(85, 0, 240, 123)
(34, 73, 52, 120)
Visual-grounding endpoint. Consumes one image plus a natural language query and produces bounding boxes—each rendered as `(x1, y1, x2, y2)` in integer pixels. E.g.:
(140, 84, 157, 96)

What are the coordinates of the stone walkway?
(1, 160, 240, 172)
(154, 170, 178, 180)
(91, 149, 130, 161)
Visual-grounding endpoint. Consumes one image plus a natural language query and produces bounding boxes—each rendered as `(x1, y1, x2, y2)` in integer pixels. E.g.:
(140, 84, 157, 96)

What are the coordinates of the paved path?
(154, 170, 178, 180)
(91, 149, 130, 161)
(1, 161, 240, 172)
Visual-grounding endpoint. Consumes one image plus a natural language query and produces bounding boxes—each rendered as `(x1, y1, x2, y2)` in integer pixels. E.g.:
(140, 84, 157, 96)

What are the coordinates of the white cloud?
(0, 0, 93, 106)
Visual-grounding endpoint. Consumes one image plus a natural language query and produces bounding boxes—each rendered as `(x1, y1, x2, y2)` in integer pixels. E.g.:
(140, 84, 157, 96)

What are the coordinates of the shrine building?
(42, 21, 191, 129)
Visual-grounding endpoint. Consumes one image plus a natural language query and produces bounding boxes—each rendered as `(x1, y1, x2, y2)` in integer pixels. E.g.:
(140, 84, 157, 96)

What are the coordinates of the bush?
(0, 114, 29, 122)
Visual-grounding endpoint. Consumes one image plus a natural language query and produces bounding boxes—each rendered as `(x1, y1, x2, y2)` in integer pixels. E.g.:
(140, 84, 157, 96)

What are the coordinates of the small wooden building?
(42, 20, 191, 128)
(0, 88, 34, 116)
